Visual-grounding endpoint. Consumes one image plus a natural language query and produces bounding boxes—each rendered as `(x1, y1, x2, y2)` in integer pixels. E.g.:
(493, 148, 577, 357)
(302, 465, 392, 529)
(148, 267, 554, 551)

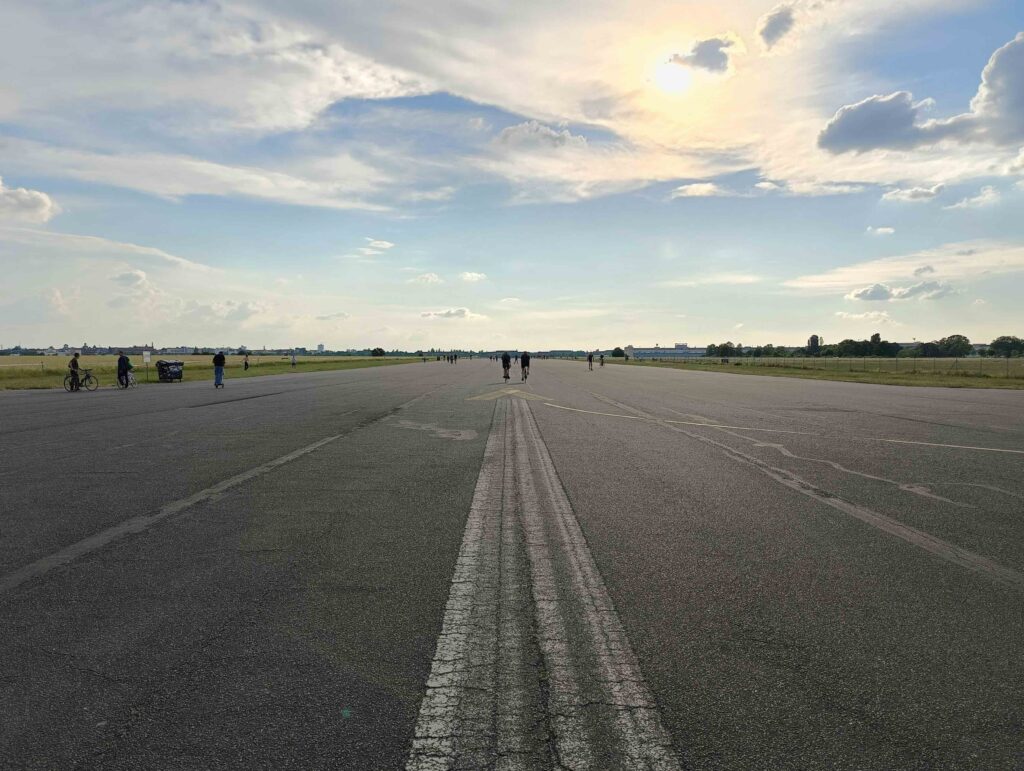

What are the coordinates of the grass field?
(0, 355, 421, 390)
(612, 356, 1024, 389)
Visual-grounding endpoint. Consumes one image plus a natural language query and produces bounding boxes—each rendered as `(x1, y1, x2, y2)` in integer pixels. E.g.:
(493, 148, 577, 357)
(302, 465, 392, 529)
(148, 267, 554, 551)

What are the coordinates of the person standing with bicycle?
(116, 350, 130, 389)
(68, 352, 81, 391)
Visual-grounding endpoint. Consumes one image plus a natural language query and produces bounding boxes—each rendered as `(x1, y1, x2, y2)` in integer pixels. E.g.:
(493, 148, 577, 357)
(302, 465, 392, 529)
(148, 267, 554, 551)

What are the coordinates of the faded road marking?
(543, 402, 1024, 455)
(392, 419, 477, 441)
(467, 387, 552, 401)
(407, 399, 680, 769)
(588, 395, 1024, 590)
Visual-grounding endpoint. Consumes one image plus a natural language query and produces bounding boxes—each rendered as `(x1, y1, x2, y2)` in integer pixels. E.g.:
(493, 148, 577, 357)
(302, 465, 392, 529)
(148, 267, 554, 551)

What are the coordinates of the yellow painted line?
(542, 402, 1024, 456)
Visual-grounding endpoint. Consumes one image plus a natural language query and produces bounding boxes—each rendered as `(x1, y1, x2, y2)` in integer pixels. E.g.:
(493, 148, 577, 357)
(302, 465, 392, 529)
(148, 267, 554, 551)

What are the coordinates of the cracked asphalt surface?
(1, 359, 1022, 769)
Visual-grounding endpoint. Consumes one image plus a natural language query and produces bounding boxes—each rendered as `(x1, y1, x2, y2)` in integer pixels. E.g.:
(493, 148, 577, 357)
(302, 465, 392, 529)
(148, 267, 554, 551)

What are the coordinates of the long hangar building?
(625, 343, 706, 360)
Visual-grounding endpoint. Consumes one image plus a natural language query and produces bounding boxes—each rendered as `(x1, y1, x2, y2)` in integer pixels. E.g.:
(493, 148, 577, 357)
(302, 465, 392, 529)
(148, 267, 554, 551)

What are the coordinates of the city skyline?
(1, 1, 1022, 349)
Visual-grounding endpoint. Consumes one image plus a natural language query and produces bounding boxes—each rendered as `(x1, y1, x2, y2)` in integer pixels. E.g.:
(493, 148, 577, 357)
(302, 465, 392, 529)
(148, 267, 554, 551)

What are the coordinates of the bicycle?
(503, 365, 511, 382)
(64, 369, 99, 392)
(521, 366, 529, 382)
(117, 370, 137, 389)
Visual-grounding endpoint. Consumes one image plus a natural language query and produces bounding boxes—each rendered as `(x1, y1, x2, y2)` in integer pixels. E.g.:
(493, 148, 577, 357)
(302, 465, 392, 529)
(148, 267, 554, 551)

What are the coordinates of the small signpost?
(143, 349, 151, 382)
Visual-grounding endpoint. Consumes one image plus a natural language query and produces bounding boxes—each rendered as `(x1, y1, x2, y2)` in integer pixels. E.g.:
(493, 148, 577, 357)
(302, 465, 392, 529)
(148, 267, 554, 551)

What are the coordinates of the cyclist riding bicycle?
(501, 351, 511, 381)
(520, 351, 531, 381)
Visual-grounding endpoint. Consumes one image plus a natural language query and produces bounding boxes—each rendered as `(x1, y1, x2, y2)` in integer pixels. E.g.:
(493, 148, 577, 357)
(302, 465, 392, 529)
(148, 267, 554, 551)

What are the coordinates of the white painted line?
(542, 402, 1024, 455)
(0, 398, 442, 596)
(0, 433, 342, 595)
(406, 399, 507, 769)
(408, 398, 681, 769)
(513, 399, 681, 769)
(591, 395, 1024, 590)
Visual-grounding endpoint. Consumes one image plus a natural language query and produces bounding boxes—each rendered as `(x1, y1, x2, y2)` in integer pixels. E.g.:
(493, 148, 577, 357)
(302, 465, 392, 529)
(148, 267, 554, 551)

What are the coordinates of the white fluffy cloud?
(866, 226, 895, 236)
(788, 241, 1024, 292)
(819, 33, 1024, 154)
(497, 121, 587, 150)
(757, 5, 796, 49)
(671, 183, 727, 198)
(845, 281, 953, 301)
(882, 184, 945, 202)
(459, 272, 487, 282)
(0, 176, 58, 223)
(365, 238, 395, 249)
(945, 185, 1000, 210)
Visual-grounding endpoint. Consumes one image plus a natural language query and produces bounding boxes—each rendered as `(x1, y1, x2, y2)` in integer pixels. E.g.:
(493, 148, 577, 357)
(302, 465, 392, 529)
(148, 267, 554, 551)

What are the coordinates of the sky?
(1, 0, 1022, 351)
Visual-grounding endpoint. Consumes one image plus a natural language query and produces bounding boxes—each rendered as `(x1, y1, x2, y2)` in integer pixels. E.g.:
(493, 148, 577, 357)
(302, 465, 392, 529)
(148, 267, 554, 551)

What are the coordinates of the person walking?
(243, 353, 250, 372)
(213, 351, 226, 388)
(599, 353, 605, 367)
(68, 352, 81, 391)
(116, 350, 129, 389)
(290, 352, 297, 368)
(520, 350, 531, 381)
(587, 352, 594, 371)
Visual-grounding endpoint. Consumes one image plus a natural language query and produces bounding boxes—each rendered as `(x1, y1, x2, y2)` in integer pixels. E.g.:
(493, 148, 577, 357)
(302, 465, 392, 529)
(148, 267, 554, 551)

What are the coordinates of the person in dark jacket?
(117, 351, 129, 388)
(213, 351, 226, 388)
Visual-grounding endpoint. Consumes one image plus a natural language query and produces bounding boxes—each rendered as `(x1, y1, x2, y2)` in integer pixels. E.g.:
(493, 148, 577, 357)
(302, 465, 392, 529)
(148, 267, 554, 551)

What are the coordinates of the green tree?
(612, 347, 625, 357)
(937, 334, 971, 357)
(371, 347, 386, 357)
(989, 336, 1024, 357)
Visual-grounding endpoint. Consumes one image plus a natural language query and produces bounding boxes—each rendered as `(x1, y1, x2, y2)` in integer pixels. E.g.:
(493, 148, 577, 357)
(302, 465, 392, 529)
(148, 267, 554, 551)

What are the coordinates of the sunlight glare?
(653, 61, 692, 94)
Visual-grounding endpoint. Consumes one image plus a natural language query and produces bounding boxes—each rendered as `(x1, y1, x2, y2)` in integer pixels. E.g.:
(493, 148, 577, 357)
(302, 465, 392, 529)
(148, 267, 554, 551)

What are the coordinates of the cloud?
(660, 272, 761, 287)
(315, 311, 350, 321)
(499, 297, 521, 305)
(408, 272, 442, 284)
(845, 283, 893, 301)
(845, 281, 954, 301)
(819, 33, 1024, 154)
(420, 307, 484, 319)
(835, 310, 896, 324)
(866, 226, 895, 236)
(787, 241, 1024, 292)
(112, 269, 148, 287)
(357, 247, 382, 255)
(0, 138, 389, 212)
(459, 271, 487, 282)
(758, 5, 796, 49)
(670, 37, 737, 73)
(945, 185, 1000, 210)
(365, 238, 395, 249)
(0, 226, 215, 272)
(671, 183, 727, 198)
(0, 177, 58, 223)
(497, 121, 587, 150)
(882, 184, 945, 202)
(818, 92, 961, 154)
(913, 265, 935, 276)
(734, 322, 745, 330)
(973, 298, 987, 306)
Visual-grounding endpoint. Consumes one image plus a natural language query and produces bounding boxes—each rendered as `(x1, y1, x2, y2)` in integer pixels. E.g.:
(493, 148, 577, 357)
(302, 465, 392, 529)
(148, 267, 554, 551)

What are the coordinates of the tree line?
(704, 334, 1024, 358)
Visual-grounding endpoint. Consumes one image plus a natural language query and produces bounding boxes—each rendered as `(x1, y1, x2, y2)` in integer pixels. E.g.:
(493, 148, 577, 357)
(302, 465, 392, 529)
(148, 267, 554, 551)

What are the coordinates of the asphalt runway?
(1, 359, 1022, 769)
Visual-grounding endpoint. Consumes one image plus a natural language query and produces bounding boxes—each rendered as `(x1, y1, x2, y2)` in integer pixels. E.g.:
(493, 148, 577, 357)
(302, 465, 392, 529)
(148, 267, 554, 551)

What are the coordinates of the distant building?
(625, 343, 706, 360)
(317, 343, 325, 353)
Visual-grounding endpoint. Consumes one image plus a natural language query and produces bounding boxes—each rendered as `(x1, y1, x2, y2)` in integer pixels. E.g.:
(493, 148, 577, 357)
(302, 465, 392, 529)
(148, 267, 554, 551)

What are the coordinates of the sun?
(653, 61, 692, 94)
